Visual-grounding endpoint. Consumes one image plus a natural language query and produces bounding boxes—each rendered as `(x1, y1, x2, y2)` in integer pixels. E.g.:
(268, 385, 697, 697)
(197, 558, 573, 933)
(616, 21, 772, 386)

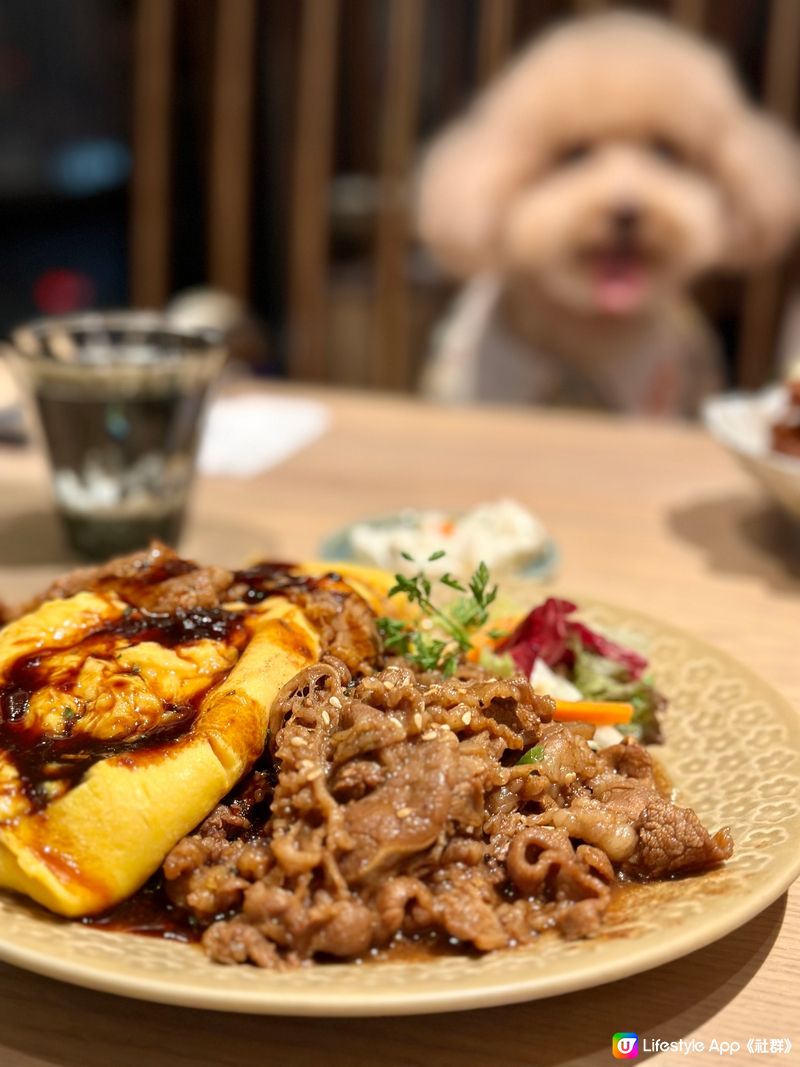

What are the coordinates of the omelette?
(0, 545, 390, 917)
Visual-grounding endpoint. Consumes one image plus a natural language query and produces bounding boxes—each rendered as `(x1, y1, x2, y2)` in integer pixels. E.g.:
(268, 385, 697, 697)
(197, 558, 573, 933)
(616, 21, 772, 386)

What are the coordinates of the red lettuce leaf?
(495, 597, 576, 675)
(496, 597, 647, 680)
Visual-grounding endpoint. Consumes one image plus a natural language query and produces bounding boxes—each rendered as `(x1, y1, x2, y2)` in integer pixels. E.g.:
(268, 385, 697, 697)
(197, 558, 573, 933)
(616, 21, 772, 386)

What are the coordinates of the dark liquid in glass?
(35, 382, 212, 559)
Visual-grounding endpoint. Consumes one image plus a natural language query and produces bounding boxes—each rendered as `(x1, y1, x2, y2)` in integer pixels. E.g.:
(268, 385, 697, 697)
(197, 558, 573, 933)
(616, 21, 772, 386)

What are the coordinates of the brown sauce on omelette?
(0, 607, 246, 810)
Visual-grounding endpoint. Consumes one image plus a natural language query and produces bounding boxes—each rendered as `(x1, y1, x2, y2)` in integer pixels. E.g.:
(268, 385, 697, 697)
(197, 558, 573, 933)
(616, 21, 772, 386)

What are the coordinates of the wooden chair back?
(129, 0, 800, 392)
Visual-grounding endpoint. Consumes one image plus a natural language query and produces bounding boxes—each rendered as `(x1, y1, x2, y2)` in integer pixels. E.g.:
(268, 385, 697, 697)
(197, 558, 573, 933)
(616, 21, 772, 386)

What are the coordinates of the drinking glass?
(8, 311, 226, 559)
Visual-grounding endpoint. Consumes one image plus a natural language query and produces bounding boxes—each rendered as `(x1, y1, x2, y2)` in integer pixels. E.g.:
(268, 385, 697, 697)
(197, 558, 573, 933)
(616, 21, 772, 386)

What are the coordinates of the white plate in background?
(702, 386, 800, 521)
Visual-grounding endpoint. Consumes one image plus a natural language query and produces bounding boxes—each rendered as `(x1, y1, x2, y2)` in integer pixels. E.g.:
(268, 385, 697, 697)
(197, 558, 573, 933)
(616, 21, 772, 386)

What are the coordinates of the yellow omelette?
(0, 582, 326, 917)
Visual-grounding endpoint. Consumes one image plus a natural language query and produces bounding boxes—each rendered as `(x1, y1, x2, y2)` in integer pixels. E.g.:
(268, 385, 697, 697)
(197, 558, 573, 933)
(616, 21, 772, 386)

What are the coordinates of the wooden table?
(0, 386, 797, 1066)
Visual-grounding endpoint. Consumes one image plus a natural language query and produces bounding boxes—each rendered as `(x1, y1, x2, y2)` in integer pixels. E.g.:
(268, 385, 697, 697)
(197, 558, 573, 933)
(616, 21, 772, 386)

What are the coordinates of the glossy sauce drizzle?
(84, 872, 201, 942)
(0, 607, 246, 811)
(232, 563, 336, 603)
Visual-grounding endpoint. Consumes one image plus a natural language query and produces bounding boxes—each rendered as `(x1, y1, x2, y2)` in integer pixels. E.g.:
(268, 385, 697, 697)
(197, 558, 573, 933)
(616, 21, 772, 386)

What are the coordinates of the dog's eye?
(555, 141, 592, 168)
(649, 136, 684, 165)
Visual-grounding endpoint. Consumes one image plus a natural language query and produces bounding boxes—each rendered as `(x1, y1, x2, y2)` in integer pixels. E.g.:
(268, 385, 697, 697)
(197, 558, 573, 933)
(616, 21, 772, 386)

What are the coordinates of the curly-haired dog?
(417, 13, 800, 414)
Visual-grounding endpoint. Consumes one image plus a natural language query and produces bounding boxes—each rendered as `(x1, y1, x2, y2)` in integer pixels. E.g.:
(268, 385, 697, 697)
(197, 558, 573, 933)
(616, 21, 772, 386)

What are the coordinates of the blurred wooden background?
(129, 0, 800, 394)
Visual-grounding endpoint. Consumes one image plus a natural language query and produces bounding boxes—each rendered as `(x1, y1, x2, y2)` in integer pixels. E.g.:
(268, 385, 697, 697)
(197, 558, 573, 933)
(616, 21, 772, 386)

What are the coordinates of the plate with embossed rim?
(0, 595, 798, 1016)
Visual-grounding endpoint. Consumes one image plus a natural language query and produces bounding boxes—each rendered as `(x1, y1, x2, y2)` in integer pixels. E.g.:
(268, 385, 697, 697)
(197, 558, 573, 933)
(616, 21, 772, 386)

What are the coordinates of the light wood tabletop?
(0, 385, 797, 1066)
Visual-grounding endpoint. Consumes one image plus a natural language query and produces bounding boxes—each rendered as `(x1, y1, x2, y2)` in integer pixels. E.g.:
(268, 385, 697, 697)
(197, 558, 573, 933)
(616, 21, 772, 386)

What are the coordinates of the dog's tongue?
(592, 254, 646, 314)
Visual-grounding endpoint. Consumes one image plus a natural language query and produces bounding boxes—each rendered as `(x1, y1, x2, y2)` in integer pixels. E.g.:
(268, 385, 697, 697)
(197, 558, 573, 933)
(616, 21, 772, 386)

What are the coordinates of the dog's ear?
(714, 110, 800, 268)
(415, 107, 533, 277)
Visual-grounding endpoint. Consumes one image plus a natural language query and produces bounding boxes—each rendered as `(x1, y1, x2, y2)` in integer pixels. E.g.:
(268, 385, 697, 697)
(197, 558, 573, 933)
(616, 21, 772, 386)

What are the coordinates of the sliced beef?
(600, 737, 655, 779)
(20, 542, 189, 607)
(539, 737, 734, 876)
(624, 798, 734, 878)
(339, 735, 458, 884)
(228, 569, 381, 674)
(160, 652, 733, 969)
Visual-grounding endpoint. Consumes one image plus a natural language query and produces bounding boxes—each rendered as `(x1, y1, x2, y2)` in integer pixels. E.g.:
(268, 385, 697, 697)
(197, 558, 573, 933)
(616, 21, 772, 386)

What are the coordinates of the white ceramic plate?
(702, 386, 800, 520)
(0, 597, 797, 1016)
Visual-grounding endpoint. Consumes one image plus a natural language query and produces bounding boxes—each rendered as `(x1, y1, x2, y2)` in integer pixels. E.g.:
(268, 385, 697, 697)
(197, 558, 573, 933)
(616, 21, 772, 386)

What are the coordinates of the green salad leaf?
(571, 644, 664, 743)
(517, 743, 545, 764)
(478, 647, 516, 677)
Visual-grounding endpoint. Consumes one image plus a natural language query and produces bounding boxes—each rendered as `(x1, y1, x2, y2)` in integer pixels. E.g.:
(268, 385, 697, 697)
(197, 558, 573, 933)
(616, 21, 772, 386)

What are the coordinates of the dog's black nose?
(612, 204, 641, 233)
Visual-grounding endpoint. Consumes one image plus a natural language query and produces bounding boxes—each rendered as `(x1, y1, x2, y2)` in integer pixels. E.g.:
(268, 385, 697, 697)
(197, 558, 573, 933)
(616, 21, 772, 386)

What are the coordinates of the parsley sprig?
(377, 553, 498, 675)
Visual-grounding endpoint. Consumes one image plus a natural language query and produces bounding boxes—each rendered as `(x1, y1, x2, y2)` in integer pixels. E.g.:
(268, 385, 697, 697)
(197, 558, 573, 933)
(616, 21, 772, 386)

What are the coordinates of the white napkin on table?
(0, 357, 327, 475)
(198, 394, 330, 477)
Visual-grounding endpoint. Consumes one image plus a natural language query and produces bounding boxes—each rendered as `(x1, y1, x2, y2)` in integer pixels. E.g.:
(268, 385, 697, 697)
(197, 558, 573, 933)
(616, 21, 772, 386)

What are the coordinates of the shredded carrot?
(466, 616, 519, 662)
(553, 699, 634, 726)
(439, 520, 456, 536)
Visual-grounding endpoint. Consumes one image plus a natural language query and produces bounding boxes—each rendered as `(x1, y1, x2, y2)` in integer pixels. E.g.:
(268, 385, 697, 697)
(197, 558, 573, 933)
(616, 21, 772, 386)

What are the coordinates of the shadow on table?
(0, 486, 281, 579)
(0, 895, 787, 1067)
(668, 492, 800, 593)
(0, 506, 72, 566)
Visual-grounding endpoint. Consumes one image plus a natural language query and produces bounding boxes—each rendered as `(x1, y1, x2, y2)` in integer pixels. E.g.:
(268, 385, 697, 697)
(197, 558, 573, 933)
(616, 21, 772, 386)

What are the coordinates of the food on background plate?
(702, 384, 800, 523)
(771, 367, 800, 459)
(347, 499, 549, 578)
(0, 545, 732, 968)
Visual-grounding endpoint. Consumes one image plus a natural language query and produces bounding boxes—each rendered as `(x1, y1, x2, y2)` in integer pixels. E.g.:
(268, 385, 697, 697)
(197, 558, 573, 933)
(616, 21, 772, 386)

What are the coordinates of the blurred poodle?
(417, 13, 800, 415)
